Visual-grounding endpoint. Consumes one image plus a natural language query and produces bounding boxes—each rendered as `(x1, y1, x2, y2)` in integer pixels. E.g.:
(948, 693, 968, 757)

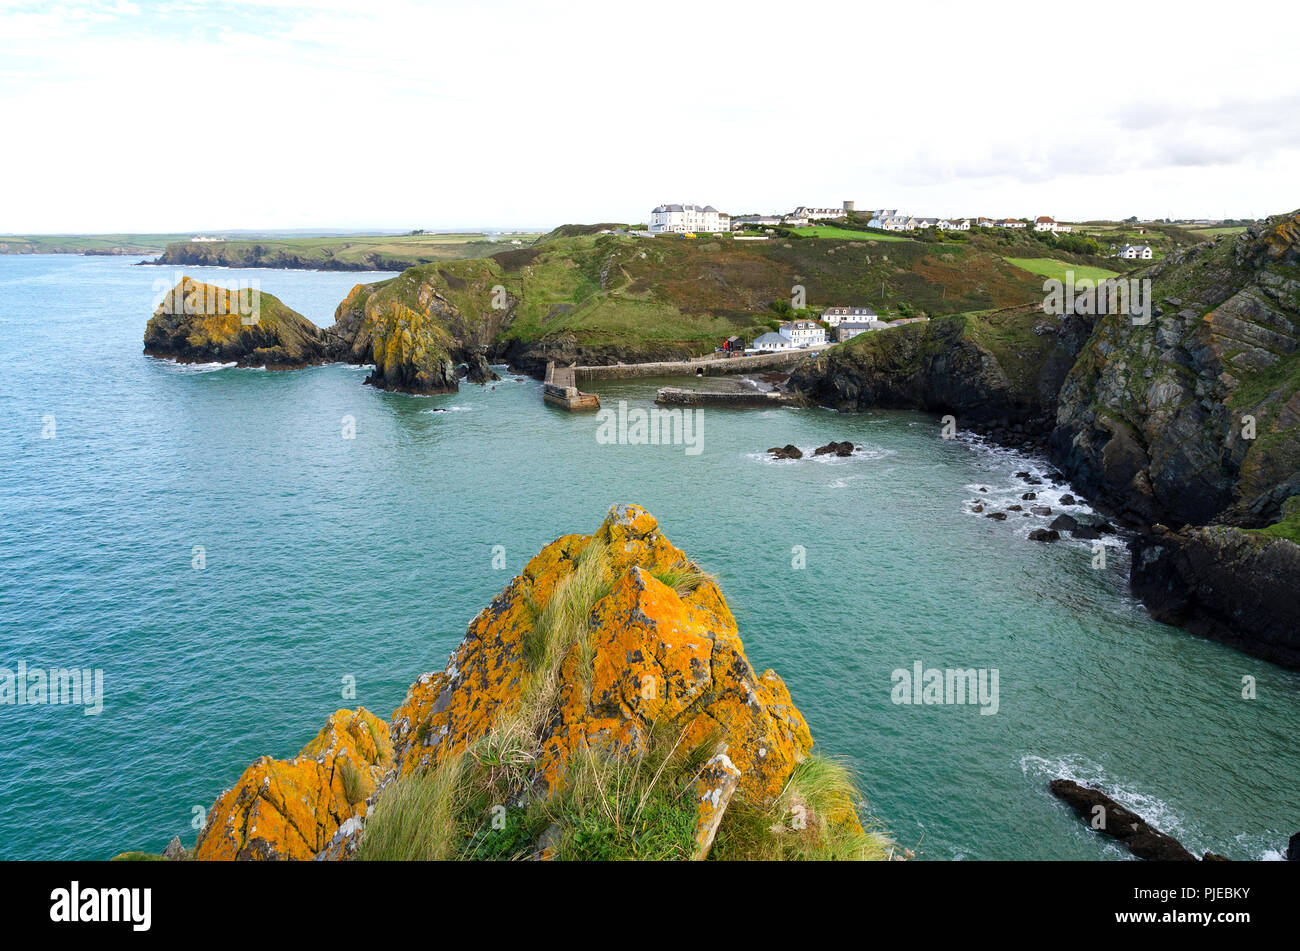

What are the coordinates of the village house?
(821, 305, 878, 327)
(1034, 216, 1073, 234)
(649, 203, 730, 234)
(836, 319, 888, 342)
(998, 218, 1027, 229)
(976, 217, 997, 228)
(752, 331, 795, 351)
(779, 320, 827, 347)
(937, 218, 971, 231)
(793, 205, 848, 220)
(731, 215, 782, 230)
(868, 210, 913, 231)
(1118, 244, 1154, 259)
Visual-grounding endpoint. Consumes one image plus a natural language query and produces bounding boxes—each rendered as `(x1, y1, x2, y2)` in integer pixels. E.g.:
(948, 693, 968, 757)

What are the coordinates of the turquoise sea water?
(1, 254, 1296, 861)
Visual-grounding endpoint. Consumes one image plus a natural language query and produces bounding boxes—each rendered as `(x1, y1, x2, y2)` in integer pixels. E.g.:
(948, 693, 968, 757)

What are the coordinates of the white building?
(868, 211, 913, 231)
(1034, 216, 1073, 233)
(821, 306, 878, 327)
(732, 215, 782, 230)
(752, 331, 795, 351)
(779, 320, 827, 347)
(998, 218, 1027, 229)
(937, 218, 971, 231)
(649, 203, 730, 234)
(793, 206, 847, 221)
(1118, 244, 1153, 259)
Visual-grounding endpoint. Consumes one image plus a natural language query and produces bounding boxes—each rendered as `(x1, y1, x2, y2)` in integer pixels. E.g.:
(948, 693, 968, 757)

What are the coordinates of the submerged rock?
(1028, 529, 1060, 542)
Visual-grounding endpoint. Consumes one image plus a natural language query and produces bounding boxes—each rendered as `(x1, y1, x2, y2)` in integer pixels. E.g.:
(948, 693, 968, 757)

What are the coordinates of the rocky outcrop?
(390, 505, 821, 813)
(143, 277, 333, 368)
(768, 444, 803, 459)
(1049, 779, 1198, 861)
(328, 280, 461, 393)
(464, 352, 499, 384)
(1130, 523, 1300, 668)
(1051, 211, 1300, 529)
(175, 505, 876, 861)
(193, 708, 392, 860)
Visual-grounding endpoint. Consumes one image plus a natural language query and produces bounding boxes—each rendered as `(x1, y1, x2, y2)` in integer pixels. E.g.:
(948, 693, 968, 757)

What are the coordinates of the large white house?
(821, 306, 878, 327)
(649, 203, 730, 234)
(1118, 244, 1154, 259)
(793, 205, 847, 221)
(779, 320, 827, 347)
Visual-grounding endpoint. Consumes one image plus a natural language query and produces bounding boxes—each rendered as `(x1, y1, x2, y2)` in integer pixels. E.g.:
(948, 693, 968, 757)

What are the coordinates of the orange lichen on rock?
(193, 708, 392, 861)
(391, 504, 820, 843)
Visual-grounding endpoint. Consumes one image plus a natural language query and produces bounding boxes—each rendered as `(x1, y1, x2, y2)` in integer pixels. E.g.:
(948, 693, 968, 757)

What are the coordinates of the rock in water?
(813, 441, 854, 457)
(328, 280, 460, 394)
(466, 352, 500, 384)
(143, 277, 331, 368)
(1028, 529, 1060, 542)
(768, 444, 803, 460)
(1049, 779, 1198, 861)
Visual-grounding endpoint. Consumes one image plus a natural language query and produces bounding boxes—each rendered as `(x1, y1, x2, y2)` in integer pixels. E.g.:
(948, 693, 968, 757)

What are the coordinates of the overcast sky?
(2, 0, 1297, 233)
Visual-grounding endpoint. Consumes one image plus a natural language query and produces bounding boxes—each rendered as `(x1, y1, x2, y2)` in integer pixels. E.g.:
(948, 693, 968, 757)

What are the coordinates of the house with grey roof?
(649, 203, 730, 234)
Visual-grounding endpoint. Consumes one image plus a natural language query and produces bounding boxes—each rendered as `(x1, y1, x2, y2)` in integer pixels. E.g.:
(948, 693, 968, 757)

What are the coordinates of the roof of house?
(1036, 216, 1055, 223)
(652, 204, 724, 214)
(838, 320, 882, 330)
(824, 306, 878, 316)
(753, 332, 790, 345)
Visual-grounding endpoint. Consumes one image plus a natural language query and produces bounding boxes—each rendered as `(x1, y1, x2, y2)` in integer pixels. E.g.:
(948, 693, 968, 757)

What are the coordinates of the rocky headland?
(788, 210, 1300, 668)
(130, 506, 887, 861)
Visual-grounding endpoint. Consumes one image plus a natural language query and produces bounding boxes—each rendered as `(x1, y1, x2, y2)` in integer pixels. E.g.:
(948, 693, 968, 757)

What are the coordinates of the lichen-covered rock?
(391, 504, 828, 837)
(143, 277, 332, 368)
(193, 708, 392, 861)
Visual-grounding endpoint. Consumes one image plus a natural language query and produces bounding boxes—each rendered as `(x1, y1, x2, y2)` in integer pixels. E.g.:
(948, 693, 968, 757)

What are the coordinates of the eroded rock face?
(391, 505, 819, 816)
(143, 277, 332, 368)
(329, 281, 460, 394)
(1051, 211, 1300, 529)
(193, 708, 392, 861)
(1130, 524, 1300, 669)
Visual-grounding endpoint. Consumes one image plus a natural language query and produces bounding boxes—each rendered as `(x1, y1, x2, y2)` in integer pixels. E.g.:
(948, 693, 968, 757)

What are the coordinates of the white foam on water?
(1019, 752, 1200, 852)
(166, 360, 237, 374)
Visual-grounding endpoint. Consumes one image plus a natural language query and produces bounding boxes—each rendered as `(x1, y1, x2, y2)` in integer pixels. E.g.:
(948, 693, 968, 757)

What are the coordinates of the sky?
(1, 0, 1297, 233)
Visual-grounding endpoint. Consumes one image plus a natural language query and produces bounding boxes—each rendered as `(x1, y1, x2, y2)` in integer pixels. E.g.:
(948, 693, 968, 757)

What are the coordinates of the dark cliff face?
(1050, 211, 1300, 529)
(788, 309, 1096, 446)
(1130, 525, 1300, 669)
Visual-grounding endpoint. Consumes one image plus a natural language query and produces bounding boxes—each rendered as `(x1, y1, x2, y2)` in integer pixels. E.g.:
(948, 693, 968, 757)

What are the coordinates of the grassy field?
(1004, 257, 1121, 283)
(0, 233, 191, 254)
(789, 225, 914, 242)
(153, 232, 545, 270)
